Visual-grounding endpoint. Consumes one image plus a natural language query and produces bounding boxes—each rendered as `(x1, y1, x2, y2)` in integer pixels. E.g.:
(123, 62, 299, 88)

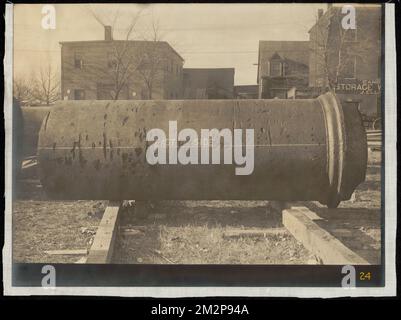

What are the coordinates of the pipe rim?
(318, 91, 346, 207)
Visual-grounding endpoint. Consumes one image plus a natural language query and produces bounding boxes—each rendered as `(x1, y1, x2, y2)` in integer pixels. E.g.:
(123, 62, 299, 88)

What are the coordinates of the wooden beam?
(44, 249, 88, 255)
(223, 228, 287, 238)
(21, 160, 37, 170)
(86, 201, 121, 264)
(283, 206, 369, 265)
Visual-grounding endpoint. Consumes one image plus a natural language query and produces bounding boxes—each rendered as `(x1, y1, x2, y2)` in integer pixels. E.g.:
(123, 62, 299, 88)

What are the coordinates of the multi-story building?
(308, 5, 382, 117)
(182, 68, 235, 99)
(257, 41, 310, 99)
(60, 26, 184, 100)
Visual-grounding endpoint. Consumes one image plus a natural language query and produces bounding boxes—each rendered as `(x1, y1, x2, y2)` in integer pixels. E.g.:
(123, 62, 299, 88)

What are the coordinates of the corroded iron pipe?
(21, 106, 51, 157)
(37, 92, 367, 207)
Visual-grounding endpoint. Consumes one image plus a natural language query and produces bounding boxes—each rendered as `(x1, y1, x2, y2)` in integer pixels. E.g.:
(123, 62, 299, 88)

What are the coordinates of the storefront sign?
(335, 80, 381, 95)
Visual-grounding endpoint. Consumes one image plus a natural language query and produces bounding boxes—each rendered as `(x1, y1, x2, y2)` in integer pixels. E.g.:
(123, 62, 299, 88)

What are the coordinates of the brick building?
(60, 26, 184, 100)
(182, 68, 235, 99)
(308, 5, 382, 116)
(257, 41, 310, 99)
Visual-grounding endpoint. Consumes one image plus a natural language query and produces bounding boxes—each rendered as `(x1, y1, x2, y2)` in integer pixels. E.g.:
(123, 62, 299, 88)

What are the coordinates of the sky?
(13, 3, 327, 85)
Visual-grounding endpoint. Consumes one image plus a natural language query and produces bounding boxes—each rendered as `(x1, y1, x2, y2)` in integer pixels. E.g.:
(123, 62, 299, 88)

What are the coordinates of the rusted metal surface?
(37, 92, 367, 207)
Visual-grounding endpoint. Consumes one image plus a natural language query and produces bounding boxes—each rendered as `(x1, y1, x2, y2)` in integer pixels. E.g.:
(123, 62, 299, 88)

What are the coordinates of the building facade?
(234, 85, 258, 99)
(182, 68, 235, 99)
(308, 5, 382, 116)
(257, 41, 310, 99)
(60, 27, 184, 100)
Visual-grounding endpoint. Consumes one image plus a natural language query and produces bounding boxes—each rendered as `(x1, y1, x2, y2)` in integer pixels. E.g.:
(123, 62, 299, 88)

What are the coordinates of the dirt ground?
(12, 180, 106, 263)
(12, 149, 382, 265)
(12, 200, 104, 263)
(113, 201, 316, 264)
(303, 148, 382, 264)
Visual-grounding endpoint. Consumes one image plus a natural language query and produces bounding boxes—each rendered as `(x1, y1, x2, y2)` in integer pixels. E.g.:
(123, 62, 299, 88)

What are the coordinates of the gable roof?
(257, 41, 310, 82)
(269, 52, 283, 60)
(60, 40, 184, 62)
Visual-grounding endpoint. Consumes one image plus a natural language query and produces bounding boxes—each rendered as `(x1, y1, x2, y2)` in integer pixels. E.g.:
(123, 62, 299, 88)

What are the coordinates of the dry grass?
(112, 201, 316, 264)
(12, 149, 382, 265)
(157, 225, 312, 264)
(12, 184, 105, 263)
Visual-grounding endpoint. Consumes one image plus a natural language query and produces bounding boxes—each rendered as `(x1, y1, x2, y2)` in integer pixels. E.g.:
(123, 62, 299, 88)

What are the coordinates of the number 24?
(359, 272, 371, 281)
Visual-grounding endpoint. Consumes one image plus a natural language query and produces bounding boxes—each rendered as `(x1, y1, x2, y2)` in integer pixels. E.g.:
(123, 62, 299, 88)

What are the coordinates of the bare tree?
(86, 6, 145, 100)
(31, 63, 60, 105)
(136, 15, 166, 99)
(85, 6, 174, 100)
(13, 77, 34, 104)
(311, 7, 376, 92)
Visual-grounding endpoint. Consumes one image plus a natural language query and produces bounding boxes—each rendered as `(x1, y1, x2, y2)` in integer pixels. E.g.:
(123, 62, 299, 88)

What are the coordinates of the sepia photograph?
(3, 2, 397, 297)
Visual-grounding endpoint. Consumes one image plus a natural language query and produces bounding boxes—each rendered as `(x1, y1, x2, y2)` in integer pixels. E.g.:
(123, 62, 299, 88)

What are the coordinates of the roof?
(257, 41, 310, 82)
(59, 40, 184, 62)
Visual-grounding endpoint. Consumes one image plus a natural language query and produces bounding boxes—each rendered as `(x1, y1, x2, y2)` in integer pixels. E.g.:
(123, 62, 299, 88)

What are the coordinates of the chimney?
(104, 26, 113, 41)
(318, 9, 324, 19)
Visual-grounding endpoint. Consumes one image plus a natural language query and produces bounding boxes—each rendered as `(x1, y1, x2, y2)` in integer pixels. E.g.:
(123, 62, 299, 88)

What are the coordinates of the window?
(74, 53, 83, 69)
(74, 89, 85, 100)
(269, 61, 282, 77)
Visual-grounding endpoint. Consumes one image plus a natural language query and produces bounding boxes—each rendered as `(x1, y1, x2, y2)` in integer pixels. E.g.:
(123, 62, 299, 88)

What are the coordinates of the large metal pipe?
(37, 92, 367, 207)
(21, 106, 51, 157)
